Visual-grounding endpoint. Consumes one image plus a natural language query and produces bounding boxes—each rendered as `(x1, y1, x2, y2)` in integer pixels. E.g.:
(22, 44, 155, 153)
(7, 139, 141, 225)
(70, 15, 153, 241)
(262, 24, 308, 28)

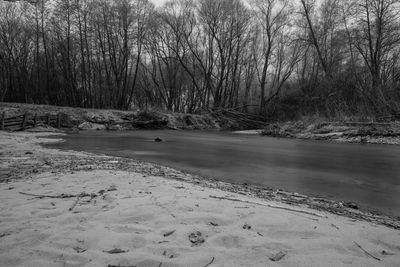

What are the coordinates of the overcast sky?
(151, 0, 167, 7)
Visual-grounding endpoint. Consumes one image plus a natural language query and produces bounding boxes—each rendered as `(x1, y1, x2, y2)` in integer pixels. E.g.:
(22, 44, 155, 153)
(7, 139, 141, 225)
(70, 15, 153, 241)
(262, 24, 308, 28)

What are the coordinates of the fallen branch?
(204, 257, 215, 267)
(103, 248, 129, 254)
(19, 192, 90, 199)
(354, 241, 381, 261)
(209, 195, 327, 218)
(69, 195, 82, 211)
(163, 230, 175, 237)
(73, 246, 87, 253)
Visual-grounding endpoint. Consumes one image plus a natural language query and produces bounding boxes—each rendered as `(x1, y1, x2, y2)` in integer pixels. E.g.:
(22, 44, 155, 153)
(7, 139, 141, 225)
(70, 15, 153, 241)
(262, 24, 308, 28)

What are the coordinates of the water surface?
(51, 130, 400, 216)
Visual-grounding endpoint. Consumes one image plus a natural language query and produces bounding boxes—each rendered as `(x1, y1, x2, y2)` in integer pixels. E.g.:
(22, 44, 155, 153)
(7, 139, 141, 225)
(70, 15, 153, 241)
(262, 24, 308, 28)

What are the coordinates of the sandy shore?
(0, 132, 399, 267)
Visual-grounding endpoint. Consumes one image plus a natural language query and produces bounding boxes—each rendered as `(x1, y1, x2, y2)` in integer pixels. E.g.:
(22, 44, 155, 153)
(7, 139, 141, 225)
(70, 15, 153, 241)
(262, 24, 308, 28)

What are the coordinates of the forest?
(0, 0, 400, 119)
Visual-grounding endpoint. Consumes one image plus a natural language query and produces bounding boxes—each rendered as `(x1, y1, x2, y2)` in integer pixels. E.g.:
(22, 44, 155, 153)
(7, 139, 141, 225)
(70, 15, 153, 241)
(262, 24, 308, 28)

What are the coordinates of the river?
(51, 130, 400, 217)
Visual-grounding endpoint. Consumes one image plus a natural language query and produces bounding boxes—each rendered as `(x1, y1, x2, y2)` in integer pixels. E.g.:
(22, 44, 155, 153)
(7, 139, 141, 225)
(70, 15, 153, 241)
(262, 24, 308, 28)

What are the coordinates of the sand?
(0, 132, 399, 267)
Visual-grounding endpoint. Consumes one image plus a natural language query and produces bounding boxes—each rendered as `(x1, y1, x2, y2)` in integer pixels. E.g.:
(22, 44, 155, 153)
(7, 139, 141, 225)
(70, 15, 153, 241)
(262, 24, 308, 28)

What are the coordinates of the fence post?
(33, 113, 38, 128)
(22, 112, 28, 130)
(1, 112, 4, 130)
(57, 113, 61, 129)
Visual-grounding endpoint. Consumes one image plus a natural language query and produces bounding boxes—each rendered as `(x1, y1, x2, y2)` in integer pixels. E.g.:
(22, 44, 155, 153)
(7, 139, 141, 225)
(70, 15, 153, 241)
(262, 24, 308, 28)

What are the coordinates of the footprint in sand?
(161, 249, 179, 259)
(210, 234, 245, 249)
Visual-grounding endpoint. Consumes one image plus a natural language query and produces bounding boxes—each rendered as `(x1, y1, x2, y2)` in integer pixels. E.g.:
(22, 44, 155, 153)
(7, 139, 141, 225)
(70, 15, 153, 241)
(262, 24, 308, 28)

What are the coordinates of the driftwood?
(69, 195, 82, 211)
(163, 230, 175, 237)
(269, 251, 286, 262)
(103, 248, 129, 254)
(73, 246, 87, 253)
(20, 191, 97, 212)
(209, 195, 327, 218)
(354, 241, 381, 261)
(19, 191, 91, 199)
(203, 257, 215, 267)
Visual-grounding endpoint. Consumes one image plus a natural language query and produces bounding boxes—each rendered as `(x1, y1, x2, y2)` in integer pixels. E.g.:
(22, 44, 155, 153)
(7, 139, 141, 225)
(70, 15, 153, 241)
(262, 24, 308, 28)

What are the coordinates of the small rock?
(107, 185, 117, 192)
(25, 151, 33, 155)
(155, 137, 163, 142)
(242, 223, 251, 230)
(344, 202, 359, 210)
(381, 250, 395, 255)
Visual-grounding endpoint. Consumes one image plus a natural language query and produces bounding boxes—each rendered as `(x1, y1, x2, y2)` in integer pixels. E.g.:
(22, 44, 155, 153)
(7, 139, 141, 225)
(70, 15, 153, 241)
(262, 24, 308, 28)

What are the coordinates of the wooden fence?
(0, 112, 70, 131)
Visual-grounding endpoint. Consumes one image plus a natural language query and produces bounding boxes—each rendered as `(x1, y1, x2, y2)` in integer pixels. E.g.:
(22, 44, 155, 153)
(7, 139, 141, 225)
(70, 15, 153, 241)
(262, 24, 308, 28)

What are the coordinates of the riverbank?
(3, 102, 400, 146)
(0, 102, 222, 131)
(1, 132, 399, 266)
(261, 119, 400, 145)
(0, 102, 267, 131)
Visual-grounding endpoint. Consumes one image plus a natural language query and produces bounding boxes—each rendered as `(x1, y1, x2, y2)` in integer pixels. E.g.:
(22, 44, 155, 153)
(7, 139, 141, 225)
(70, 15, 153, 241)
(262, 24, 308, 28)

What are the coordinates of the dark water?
(51, 130, 400, 216)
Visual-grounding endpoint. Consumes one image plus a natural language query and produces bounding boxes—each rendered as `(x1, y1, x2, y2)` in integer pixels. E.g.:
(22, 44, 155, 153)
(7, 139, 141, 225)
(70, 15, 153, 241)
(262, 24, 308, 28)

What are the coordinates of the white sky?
(151, 0, 167, 7)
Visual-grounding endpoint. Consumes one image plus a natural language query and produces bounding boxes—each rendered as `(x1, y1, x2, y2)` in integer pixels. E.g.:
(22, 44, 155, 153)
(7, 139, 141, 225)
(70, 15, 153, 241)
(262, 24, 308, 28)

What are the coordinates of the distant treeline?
(1, 0, 400, 119)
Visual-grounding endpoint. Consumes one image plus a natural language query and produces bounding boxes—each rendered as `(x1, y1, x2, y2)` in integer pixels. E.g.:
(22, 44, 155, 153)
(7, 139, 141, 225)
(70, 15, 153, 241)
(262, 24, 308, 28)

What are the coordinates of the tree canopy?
(1, 0, 399, 118)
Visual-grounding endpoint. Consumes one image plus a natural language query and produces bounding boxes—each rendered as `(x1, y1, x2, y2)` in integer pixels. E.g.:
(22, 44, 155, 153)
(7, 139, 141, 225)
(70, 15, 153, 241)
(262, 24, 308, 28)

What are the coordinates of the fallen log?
(354, 241, 381, 261)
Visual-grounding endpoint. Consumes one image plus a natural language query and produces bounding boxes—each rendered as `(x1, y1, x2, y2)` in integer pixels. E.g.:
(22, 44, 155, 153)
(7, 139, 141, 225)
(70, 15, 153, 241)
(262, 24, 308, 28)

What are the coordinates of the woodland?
(1, 0, 400, 119)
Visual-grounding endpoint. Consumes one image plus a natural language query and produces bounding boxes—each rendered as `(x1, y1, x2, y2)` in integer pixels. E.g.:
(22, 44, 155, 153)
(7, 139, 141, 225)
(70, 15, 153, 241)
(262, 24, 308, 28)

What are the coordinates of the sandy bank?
(0, 132, 399, 267)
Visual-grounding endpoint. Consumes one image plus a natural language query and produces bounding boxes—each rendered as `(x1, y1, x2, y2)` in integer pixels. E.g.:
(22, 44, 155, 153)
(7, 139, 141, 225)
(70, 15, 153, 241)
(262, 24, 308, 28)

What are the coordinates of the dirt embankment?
(0, 103, 222, 131)
(262, 120, 400, 145)
(3, 103, 400, 145)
